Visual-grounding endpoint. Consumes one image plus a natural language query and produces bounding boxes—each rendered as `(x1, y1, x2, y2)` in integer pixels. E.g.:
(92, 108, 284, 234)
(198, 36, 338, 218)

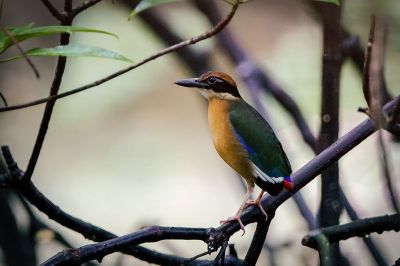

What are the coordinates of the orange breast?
(208, 98, 255, 184)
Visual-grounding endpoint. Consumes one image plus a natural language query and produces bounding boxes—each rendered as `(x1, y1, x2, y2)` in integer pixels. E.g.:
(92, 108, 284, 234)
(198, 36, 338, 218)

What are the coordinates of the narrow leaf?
(0, 25, 118, 54)
(129, 0, 180, 18)
(0, 44, 133, 63)
(313, 0, 340, 5)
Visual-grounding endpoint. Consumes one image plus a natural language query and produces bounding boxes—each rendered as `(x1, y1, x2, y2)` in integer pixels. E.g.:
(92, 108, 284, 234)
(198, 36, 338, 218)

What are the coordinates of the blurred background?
(0, 0, 399, 265)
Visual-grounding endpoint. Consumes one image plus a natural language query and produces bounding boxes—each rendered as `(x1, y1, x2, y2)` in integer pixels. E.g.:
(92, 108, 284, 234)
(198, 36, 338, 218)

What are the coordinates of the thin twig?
(23, 1, 73, 182)
(0, 91, 8, 106)
(0, 26, 40, 78)
(0, 1, 241, 113)
(362, 15, 375, 108)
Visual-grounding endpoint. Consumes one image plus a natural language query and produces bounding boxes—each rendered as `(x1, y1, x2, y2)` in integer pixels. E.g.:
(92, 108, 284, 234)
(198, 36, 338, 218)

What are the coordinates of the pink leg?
(245, 190, 268, 218)
(220, 184, 254, 234)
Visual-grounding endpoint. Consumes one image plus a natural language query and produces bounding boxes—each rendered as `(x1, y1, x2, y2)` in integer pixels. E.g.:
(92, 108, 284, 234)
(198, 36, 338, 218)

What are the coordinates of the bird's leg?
(220, 184, 254, 234)
(245, 190, 268, 219)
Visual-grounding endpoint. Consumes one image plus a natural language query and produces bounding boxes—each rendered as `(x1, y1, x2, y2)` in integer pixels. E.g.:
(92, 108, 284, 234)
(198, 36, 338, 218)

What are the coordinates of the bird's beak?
(174, 78, 209, 89)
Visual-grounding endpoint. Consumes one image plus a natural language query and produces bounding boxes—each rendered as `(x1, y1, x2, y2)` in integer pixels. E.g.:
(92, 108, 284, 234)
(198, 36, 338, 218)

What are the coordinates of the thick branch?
(302, 213, 400, 249)
(42, 226, 210, 265)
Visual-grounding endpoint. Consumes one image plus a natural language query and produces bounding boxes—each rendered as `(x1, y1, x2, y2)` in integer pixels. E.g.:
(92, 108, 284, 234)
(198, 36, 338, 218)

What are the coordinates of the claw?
(245, 199, 268, 219)
(220, 216, 246, 235)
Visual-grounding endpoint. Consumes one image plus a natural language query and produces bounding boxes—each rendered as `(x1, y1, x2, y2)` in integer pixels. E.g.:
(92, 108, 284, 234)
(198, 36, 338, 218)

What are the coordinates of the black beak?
(174, 78, 209, 89)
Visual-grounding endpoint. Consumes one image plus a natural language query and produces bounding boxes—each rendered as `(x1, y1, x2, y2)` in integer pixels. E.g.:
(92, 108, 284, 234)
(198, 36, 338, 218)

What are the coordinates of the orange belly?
(208, 98, 255, 185)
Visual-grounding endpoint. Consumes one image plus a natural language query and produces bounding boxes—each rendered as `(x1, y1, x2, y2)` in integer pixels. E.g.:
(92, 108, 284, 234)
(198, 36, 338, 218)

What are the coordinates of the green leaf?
(0, 25, 118, 54)
(313, 0, 340, 5)
(0, 44, 133, 63)
(129, 0, 180, 18)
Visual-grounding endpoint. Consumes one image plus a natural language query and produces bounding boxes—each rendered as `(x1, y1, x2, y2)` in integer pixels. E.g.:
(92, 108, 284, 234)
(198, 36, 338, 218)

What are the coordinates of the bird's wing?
(228, 99, 292, 180)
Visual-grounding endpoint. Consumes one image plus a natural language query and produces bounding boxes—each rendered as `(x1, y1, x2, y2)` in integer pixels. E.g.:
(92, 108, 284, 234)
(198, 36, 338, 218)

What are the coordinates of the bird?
(175, 71, 293, 232)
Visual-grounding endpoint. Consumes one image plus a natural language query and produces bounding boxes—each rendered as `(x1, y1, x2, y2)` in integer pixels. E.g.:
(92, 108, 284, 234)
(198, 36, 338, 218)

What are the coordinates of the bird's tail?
(282, 176, 294, 191)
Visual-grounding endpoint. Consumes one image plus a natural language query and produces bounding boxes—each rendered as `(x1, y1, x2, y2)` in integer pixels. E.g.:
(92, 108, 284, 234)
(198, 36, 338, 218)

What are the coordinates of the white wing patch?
(252, 163, 284, 184)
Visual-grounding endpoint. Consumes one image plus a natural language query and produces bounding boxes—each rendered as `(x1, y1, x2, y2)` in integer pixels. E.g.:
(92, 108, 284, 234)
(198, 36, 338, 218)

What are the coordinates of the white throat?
(199, 89, 238, 100)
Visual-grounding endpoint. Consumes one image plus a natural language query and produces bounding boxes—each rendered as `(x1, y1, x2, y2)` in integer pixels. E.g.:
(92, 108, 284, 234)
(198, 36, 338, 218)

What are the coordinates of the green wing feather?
(228, 99, 292, 177)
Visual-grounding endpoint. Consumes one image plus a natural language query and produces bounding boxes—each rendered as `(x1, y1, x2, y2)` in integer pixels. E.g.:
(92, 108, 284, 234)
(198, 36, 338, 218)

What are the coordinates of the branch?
(362, 16, 399, 212)
(42, 226, 211, 266)
(244, 215, 274, 265)
(0, 1, 241, 112)
(311, 2, 348, 264)
(302, 213, 400, 249)
(41, 0, 66, 21)
(2, 95, 399, 264)
(23, 0, 74, 182)
(362, 16, 375, 108)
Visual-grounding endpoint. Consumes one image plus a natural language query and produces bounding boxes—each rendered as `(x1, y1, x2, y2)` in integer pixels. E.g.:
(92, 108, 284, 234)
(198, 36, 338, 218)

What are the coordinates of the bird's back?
(228, 99, 292, 179)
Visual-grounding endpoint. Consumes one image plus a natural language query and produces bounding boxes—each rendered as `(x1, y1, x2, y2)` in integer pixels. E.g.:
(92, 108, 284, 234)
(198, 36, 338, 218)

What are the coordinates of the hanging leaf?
(129, 0, 181, 18)
(0, 25, 118, 54)
(312, 0, 340, 5)
(0, 44, 133, 63)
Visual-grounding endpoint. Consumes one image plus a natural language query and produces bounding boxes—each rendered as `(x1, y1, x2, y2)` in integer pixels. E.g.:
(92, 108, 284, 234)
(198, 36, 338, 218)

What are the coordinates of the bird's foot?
(220, 216, 246, 235)
(245, 199, 268, 219)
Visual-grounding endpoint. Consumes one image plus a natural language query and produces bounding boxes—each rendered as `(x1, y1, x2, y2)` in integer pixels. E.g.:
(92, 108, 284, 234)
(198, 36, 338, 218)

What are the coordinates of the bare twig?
(0, 26, 40, 78)
(363, 16, 399, 212)
(0, 1, 241, 112)
(0, 91, 8, 106)
(362, 16, 375, 108)
(23, 1, 74, 182)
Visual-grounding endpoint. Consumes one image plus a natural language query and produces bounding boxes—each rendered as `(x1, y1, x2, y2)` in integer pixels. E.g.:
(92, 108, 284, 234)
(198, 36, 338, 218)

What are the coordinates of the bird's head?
(175, 71, 241, 100)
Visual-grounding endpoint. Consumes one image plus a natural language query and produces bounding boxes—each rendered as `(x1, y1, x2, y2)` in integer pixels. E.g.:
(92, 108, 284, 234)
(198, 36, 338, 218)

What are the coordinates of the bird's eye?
(207, 77, 217, 84)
